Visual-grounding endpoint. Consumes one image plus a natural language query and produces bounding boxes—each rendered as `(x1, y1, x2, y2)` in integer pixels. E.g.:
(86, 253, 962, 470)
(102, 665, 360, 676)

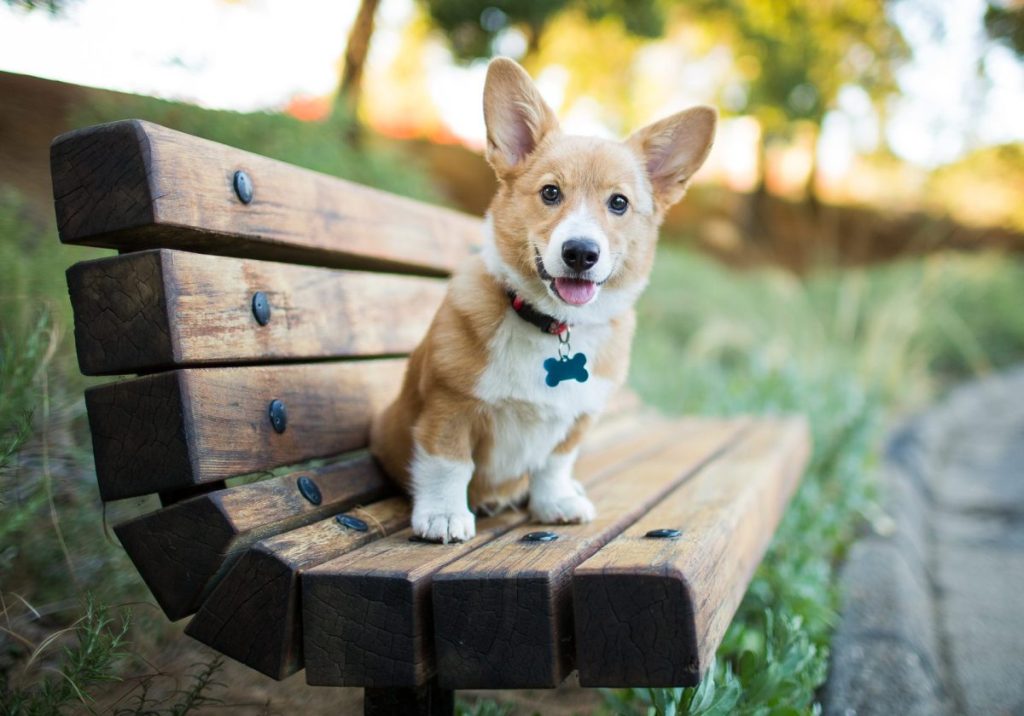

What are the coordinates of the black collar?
(507, 290, 568, 335)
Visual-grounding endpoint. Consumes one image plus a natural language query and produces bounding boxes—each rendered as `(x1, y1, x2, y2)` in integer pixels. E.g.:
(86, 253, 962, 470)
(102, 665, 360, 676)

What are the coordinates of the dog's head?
(481, 58, 716, 325)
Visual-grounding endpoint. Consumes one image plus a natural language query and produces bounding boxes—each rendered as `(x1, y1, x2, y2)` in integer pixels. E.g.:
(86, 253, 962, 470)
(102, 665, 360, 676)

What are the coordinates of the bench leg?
(363, 681, 454, 716)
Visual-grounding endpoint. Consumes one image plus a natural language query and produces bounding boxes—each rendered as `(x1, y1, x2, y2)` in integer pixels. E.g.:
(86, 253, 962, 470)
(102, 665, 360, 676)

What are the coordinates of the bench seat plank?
(115, 453, 392, 620)
(301, 416, 686, 688)
(51, 120, 481, 275)
(86, 360, 402, 500)
(572, 417, 811, 687)
(185, 497, 410, 680)
(430, 419, 746, 690)
(67, 249, 446, 375)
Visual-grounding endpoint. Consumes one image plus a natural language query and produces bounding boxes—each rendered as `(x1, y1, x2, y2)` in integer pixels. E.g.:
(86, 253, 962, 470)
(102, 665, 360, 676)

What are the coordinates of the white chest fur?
(473, 310, 615, 483)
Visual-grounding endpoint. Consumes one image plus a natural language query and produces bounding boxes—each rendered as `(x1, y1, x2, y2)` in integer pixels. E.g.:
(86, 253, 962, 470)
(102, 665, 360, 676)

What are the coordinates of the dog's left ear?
(628, 106, 717, 210)
(483, 57, 559, 176)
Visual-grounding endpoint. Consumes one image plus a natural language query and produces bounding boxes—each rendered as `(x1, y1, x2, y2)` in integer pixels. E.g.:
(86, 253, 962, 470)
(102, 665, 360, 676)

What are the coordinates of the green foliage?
(420, 0, 663, 60)
(985, 1, 1024, 57)
(1, 597, 131, 715)
(456, 698, 516, 716)
(687, 0, 906, 133)
(69, 96, 443, 206)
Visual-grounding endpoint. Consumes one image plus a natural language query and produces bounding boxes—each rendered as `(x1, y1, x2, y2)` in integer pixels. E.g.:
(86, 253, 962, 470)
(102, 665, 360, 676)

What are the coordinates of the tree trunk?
(336, 0, 381, 140)
(743, 133, 770, 246)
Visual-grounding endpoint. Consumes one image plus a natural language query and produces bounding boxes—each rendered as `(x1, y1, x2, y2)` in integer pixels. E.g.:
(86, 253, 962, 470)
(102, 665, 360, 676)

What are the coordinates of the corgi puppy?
(370, 58, 716, 543)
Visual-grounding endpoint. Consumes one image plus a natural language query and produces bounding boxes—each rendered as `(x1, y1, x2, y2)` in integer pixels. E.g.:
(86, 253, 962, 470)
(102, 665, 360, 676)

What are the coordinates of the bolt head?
(268, 399, 287, 433)
(336, 514, 369, 532)
(645, 528, 682, 539)
(522, 531, 558, 543)
(296, 476, 321, 505)
(233, 170, 254, 204)
(251, 291, 271, 326)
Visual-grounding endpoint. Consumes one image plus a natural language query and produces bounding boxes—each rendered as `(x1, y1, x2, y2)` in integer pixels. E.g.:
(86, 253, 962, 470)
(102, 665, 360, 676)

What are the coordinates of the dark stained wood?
(50, 120, 481, 275)
(115, 453, 393, 621)
(85, 359, 403, 500)
(66, 249, 447, 375)
(572, 418, 811, 687)
(430, 420, 747, 690)
(364, 682, 454, 716)
(185, 497, 409, 680)
(301, 417, 688, 688)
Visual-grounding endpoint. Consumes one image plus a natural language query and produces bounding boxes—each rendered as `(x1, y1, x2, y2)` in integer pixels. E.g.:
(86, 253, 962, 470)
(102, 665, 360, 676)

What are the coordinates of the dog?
(370, 57, 716, 543)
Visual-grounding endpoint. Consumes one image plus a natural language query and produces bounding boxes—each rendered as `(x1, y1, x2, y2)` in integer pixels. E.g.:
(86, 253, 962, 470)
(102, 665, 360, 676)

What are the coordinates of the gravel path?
(825, 367, 1024, 716)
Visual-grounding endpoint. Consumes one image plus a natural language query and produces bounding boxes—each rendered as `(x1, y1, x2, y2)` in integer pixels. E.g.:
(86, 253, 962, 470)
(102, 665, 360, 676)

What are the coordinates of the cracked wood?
(67, 249, 446, 375)
(85, 359, 403, 500)
(51, 120, 481, 276)
(572, 417, 811, 687)
(185, 497, 410, 680)
(430, 419, 748, 689)
(301, 414, 686, 688)
(115, 453, 394, 621)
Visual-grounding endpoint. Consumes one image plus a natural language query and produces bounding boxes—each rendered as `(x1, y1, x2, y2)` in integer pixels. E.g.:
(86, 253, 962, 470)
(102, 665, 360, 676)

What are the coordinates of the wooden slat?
(50, 120, 481, 275)
(430, 419, 747, 690)
(185, 497, 410, 680)
(86, 360, 403, 500)
(66, 249, 446, 375)
(572, 417, 811, 687)
(115, 453, 393, 621)
(301, 417, 686, 688)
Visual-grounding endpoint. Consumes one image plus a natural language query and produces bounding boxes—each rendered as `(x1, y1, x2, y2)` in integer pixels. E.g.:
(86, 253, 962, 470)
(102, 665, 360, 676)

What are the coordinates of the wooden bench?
(51, 120, 811, 714)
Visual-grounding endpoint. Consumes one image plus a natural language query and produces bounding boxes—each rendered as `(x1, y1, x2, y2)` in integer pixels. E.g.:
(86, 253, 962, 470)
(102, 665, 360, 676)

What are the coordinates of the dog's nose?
(561, 239, 600, 273)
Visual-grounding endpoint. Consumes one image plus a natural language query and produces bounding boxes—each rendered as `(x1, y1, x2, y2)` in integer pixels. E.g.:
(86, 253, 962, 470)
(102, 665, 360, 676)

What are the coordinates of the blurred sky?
(1, 0, 1022, 173)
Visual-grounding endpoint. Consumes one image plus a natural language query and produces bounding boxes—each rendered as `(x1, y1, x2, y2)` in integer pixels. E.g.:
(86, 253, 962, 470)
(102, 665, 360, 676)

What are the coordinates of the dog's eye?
(608, 194, 629, 215)
(540, 185, 562, 205)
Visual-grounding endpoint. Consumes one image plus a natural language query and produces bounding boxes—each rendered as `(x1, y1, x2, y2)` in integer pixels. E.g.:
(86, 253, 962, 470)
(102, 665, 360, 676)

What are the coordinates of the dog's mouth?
(534, 251, 603, 307)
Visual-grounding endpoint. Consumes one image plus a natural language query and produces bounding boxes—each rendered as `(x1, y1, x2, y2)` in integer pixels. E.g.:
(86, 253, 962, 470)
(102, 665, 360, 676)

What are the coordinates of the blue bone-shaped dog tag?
(544, 353, 589, 387)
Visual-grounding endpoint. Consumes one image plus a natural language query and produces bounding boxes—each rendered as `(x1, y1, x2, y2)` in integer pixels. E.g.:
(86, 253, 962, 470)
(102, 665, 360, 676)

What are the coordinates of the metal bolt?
(645, 528, 682, 539)
(296, 476, 321, 505)
(233, 170, 254, 204)
(251, 291, 271, 326)
(522, 531, 558, 543)
(268, 399, 287, 433)
(336, 514, 368, 532)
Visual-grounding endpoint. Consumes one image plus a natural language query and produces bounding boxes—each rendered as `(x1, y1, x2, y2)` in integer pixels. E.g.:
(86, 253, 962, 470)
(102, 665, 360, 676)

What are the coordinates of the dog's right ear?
(483, 58, 559, 176)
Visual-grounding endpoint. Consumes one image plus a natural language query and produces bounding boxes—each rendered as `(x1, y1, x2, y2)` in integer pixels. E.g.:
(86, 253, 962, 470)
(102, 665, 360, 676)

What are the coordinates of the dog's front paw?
(530, 492, 596, 525)
(412, 507, 477, 544)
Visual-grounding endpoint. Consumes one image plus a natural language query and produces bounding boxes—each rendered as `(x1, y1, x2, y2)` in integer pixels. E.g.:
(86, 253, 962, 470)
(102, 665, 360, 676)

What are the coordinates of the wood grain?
(185, 497, 409, 680)
(66, 249, 446, 375)
(51, 120, 481, 275)
(572, 417, 811, 687)
(85, 359, 403, 500)
(115, 453, 393, 621)
(430, 419, 747, 689)
(301, 417, 686, 688)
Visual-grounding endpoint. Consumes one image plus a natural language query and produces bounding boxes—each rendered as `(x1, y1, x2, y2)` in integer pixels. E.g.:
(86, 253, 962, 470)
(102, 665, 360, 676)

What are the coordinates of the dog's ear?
(628, 106, 717, 210)
(483, 57, 559, 176)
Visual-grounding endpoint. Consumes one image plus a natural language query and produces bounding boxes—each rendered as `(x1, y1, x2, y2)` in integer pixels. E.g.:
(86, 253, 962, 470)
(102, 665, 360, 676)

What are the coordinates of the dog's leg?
(409, 447, 475, 543)
(409, 399, 476, 543)
(529, 415, 596, 524)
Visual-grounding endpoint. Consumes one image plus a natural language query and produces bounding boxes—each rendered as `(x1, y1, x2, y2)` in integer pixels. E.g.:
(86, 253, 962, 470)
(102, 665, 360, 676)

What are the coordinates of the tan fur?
(369, 58, 716, 532)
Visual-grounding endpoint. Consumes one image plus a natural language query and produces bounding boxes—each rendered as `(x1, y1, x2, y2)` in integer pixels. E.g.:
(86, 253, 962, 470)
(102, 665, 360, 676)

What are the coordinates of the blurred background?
(1, 1, 1023, 714)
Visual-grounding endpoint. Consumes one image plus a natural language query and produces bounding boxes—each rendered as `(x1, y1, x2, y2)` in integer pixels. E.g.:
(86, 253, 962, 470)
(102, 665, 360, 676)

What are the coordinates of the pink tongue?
(554, 278, 597, 306)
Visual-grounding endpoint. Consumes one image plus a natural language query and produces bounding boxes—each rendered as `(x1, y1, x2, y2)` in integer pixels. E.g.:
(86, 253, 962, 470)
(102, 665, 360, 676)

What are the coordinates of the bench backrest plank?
(51, 120, 481, 275)
(86, 360, 404, 500)
(68, 250, 446, 375)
